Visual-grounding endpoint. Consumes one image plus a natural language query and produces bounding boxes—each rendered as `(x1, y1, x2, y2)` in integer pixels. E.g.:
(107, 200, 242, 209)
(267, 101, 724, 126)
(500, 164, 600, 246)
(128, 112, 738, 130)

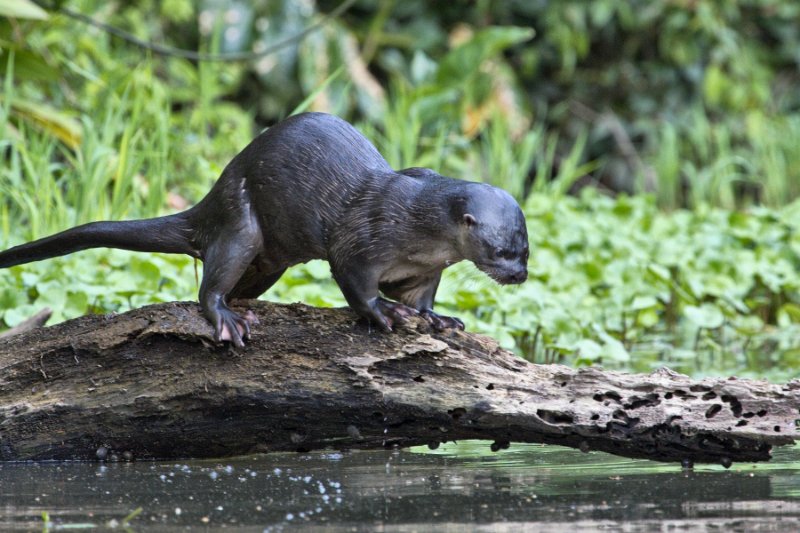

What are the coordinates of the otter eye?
(492, 247, 504, 259)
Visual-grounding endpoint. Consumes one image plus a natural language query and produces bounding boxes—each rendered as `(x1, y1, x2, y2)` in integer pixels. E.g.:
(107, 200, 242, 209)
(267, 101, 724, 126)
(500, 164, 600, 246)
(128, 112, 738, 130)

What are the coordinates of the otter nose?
(509, 269, 528, 284)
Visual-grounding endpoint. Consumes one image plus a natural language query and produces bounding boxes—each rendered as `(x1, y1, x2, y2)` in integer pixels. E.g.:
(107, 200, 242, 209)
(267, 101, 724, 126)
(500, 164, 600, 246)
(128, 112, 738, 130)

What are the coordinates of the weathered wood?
(0, 301, 797, 464)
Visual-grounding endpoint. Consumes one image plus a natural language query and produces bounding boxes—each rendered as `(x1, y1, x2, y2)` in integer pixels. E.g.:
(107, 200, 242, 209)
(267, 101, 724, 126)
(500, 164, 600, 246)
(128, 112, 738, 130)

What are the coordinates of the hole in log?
(664, 392, 673, 399)
(448, 408, 467, 420)
(605, 391, 622, 401)
(672, 389, 697, 400)
(624, 393, 661, 410)
(537, 409, 574, 425)
(560, 381, 567, 387)
(705, 404, 723, 419)
(413, 375, 425, 383)
(591, 414, 599, 421)
(757, 409, 767, 417)
(372, 412, 384, 420)
(593, 391, 622, 403)
(736, 420, 748, 427)
(774, 426, 781, 432)
(743, 412, 755, 418)
(690, 384, 712, 392)
(721, 395, 743, 417)
(610, 409, 640, 428)
(702, 392, 718, 401)
(486, 383, 495, 390)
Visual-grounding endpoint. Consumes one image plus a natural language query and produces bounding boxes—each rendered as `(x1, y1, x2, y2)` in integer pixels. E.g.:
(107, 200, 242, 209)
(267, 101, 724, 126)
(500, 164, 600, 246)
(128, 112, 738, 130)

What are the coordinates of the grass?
(644, 107, 800, 209)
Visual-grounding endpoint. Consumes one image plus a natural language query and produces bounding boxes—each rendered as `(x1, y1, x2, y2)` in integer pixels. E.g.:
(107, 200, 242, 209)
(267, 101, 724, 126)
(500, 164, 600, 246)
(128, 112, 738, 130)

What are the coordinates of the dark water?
(1, 442, 799, 531)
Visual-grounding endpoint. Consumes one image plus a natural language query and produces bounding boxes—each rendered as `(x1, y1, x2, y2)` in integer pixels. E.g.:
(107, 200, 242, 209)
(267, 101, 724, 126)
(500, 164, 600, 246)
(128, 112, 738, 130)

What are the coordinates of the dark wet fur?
(0, 113, 529, 345)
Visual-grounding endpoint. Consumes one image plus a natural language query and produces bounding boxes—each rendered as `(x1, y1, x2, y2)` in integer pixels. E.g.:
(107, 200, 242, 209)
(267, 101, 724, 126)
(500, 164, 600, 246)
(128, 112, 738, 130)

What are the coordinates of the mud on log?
(0, 301, 797, 464)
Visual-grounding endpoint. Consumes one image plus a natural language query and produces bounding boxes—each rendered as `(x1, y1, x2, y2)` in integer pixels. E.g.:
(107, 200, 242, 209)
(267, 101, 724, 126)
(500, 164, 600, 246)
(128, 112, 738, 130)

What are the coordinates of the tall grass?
(645, 107, 800, 209)
(359, 84, 599, 203)
(0, 50, 252, 243)
(1, 54, 173, 242)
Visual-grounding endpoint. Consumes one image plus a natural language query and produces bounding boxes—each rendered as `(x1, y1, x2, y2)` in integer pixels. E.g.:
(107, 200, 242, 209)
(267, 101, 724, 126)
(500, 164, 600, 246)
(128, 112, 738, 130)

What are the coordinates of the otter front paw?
(420, 310, 465, 331)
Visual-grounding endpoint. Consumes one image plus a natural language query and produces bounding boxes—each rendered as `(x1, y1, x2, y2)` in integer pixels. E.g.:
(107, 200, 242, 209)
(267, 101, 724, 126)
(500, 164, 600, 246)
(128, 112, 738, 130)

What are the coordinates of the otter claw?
(421, 310, 465, 331)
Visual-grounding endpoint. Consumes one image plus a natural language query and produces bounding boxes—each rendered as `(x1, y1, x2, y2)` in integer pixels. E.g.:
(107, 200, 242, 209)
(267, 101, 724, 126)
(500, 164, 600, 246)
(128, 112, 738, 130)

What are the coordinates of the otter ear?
(463, 214, 477, 227)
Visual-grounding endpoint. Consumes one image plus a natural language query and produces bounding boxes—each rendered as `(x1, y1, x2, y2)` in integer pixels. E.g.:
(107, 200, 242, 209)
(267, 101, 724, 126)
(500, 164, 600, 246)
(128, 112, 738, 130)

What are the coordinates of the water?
(1, 442, 799, 531)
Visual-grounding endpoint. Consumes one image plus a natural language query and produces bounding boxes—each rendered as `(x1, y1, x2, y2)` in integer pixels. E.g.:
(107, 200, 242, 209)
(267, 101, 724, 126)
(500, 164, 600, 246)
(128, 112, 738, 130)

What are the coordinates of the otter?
(0, 113, 528, 346)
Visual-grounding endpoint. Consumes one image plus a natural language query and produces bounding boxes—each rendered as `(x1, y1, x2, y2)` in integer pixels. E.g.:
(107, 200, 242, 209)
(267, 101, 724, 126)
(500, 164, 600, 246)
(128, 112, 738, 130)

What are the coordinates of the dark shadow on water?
(1, 442, 799, 531)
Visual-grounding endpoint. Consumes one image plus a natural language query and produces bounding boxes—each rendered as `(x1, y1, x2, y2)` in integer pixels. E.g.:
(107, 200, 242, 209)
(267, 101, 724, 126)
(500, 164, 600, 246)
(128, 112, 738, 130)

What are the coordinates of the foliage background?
(2, 0, 799, 380)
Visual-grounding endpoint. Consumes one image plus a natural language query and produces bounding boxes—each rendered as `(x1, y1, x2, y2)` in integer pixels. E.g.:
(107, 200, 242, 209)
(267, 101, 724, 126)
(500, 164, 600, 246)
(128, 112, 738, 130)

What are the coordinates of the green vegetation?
(2, 1, 799, 380)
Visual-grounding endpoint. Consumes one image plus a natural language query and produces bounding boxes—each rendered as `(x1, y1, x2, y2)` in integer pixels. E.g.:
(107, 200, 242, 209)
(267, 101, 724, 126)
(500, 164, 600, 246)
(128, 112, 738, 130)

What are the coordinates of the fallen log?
(0, 301, 797, 465)
(0, 307, 51, 339)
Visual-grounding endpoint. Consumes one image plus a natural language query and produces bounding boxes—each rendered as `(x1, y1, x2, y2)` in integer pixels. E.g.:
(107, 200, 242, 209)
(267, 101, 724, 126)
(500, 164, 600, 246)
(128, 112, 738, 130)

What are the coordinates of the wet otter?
(0, 113, 528, 346)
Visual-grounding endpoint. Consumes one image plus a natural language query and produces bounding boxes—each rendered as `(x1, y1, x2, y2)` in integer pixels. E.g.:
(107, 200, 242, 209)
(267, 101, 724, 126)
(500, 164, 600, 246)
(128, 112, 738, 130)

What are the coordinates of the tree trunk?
(0, 301, 797, 465)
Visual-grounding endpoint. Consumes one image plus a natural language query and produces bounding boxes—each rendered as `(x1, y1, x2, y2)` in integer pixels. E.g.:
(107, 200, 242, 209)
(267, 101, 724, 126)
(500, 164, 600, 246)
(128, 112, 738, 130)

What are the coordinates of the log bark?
(0, 301, 797, 464)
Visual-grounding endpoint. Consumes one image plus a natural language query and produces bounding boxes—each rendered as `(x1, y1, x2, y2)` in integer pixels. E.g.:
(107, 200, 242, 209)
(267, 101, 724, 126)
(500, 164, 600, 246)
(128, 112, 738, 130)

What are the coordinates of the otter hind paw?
(374, 298, 419, 330)
(215, 308, 255, 348)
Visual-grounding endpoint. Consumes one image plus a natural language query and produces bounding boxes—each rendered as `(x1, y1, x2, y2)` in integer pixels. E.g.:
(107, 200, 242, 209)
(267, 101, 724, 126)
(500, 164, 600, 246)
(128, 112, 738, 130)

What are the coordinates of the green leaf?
(0, 0, 48, 19)
(7, 98, 83, 149)
(0, 47, 59, 82)
(731, 314, 764, 335)
(574, 339, 602, 361)
(131, 257, 162, 286)
(703, 64, 727, 107)
(436, 26, 535, 85)
(594, 327, 630, 362)
(3, 303, 39, 327)
(301, 260, 331, 281)
(636, 308, 660, 328)
(684, 304, 725, 329)
(630, 295, 659, 310)
(777, 303, 800, 327)
(65, 291, 89, 317)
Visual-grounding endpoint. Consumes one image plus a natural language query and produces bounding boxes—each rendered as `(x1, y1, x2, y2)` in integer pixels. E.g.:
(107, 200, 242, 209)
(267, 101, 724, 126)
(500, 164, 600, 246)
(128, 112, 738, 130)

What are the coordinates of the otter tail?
(0, 211, 199, 268)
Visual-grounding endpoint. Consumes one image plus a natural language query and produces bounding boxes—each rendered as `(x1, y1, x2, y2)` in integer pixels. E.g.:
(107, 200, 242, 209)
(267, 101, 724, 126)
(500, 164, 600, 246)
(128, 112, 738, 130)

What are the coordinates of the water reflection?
(1, 442, 798, 531)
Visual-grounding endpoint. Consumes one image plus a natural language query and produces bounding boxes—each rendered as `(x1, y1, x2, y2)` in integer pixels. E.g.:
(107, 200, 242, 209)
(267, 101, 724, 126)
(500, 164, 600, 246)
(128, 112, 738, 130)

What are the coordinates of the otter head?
(453, 184, 529, 285)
